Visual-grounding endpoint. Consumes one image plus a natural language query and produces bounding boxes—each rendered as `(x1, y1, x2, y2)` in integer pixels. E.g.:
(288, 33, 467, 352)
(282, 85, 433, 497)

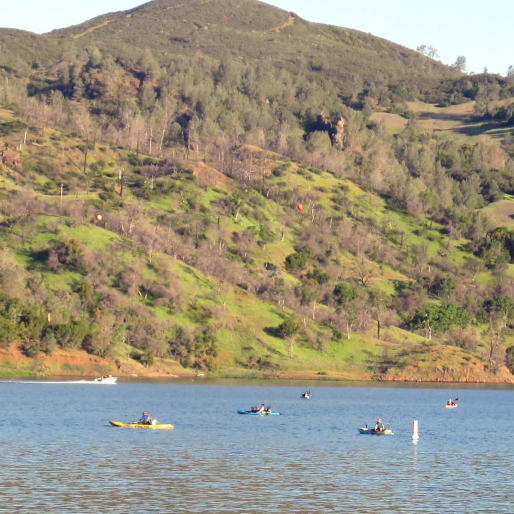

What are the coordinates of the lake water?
(1, 380, 513, 513)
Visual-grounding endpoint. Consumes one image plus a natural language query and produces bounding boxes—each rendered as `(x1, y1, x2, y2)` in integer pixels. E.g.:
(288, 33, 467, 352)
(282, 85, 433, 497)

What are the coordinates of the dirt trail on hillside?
(270, 15, 295, 33)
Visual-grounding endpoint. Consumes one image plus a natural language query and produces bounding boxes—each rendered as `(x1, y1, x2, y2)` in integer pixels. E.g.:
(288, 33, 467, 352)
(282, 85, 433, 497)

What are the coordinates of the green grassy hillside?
(0, 104, 512, 382)
(0, 0, 512, 382)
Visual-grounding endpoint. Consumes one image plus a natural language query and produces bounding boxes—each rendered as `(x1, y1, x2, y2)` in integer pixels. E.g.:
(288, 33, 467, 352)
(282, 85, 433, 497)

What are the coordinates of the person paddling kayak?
(251, 403, 266, 413)
(374, 418, 385, 433)
(139, 411, 153, 425)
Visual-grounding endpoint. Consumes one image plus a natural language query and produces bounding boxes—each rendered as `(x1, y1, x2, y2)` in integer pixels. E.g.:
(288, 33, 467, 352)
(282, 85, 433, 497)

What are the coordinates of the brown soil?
(0, 344, 193, 379)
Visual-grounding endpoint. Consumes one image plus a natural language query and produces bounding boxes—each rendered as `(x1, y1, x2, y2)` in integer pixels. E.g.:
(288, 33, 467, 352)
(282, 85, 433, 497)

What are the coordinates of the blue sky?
(1, 0, 512, 75)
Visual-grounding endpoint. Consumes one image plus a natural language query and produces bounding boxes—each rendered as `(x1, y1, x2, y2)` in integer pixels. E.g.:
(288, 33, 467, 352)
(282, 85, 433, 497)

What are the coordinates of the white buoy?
(412, 419, 419, 440)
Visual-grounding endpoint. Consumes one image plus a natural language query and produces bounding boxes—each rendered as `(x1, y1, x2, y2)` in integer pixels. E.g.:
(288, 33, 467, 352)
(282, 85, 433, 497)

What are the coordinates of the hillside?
(0, 103, 512, 382)
(2, 0, 456, 98)
(371, 99, 514, 140)
(0, 0, 513, 382)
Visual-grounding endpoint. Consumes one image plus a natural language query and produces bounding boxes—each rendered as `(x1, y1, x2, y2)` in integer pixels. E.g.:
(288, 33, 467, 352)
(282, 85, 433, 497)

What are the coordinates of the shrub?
(307, 267, 330, 285)
(0, 317, 19, 347)
(333, 282, 357, 305)
(276, 316, 301, 338)
(285, 252, 307, 271)
(41, 330, 58, 354)
(48, 239, 86, 273)
(140, 350, 155, 367)
(54, 320, 93, 349)
(19, 304, 46, 342)
(21, 340, 41, 357)
(506, 346, 514, 374)
(430, 275, 457, 299)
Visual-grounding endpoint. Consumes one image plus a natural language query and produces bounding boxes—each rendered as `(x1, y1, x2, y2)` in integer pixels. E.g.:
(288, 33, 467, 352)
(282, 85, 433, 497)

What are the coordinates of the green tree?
(285, 252, 307, 272)
(54, 320, 94, 349)
(0, 248, 26, 299)
(307, 267, 329, 285)
(140, 83, 157, 114)
(276, 316, 301, 357)
(86, 47, 103, 69)
(368, 290, 391, 340)
(430, 276, 457, 300)
(333, 282, 357, 305)
(482, 295, 514, 328)
(277, 316, 301, 338)
(0, 316, 19, 347)
(138, 48, 160, 80)
(409, 303, 470, 338)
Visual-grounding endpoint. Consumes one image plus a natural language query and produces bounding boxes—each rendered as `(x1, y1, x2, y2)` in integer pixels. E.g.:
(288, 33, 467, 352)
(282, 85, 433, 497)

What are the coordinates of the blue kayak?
(238, 409, 281, 416)
(359, 427, 394, 435)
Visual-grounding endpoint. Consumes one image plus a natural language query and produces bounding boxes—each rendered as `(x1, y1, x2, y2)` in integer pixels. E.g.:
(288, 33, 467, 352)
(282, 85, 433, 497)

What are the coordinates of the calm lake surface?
(1, 380, 513, 513)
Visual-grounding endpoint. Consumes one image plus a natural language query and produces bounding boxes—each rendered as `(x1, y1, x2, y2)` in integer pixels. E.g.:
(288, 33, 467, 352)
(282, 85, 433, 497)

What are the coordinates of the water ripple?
(0, 383, 512, 512)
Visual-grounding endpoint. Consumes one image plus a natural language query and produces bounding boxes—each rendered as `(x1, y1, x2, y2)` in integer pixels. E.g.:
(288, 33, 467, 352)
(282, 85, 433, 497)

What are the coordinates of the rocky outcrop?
(331, 117, 346, 149)
(305, 114, 347, 149)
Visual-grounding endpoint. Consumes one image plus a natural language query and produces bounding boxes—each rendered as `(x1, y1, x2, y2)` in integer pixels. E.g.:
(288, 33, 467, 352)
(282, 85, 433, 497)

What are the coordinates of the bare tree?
(356, 257, 374, 286)
(453, 56, 466, 72)
(485, 316, 506, 374)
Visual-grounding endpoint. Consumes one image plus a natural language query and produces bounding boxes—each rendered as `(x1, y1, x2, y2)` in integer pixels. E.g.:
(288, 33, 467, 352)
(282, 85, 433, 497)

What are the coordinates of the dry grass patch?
(370, 112, 407, 132)
(482, 196, 514, 229)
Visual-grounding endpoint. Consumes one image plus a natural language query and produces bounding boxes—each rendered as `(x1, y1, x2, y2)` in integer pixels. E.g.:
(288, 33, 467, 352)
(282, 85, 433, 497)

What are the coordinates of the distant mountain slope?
(1, 0, 456, 100)
(0, 29, 61, 74)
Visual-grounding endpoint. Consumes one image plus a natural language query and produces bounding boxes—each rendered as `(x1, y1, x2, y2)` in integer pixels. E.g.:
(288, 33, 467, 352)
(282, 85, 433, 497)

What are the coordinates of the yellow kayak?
(445, 404, 458, 409)
(109, 420, 174, 430)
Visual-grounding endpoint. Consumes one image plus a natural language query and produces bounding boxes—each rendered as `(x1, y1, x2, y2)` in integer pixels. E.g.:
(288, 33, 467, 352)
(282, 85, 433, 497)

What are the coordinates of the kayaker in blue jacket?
(139, 411, 152, 424)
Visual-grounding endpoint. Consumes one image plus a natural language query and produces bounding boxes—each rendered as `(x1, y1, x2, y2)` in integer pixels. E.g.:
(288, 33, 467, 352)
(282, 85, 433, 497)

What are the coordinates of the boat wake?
(2, 376, 118, 385)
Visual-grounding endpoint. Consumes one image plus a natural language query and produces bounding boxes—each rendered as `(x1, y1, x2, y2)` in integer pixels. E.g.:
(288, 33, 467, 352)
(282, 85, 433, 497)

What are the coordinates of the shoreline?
(1, 344, 512, 385)
(3, 373, 513, 387)
(2, 344, 512, 385)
